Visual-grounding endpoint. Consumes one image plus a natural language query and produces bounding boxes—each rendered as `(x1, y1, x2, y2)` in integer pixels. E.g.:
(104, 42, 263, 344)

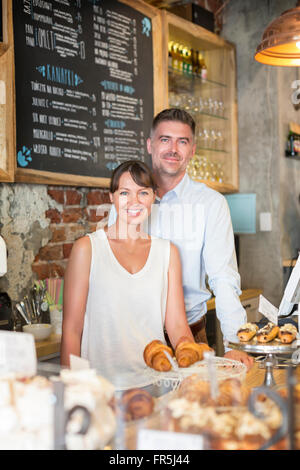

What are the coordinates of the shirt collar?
(155, 173, 190, 203)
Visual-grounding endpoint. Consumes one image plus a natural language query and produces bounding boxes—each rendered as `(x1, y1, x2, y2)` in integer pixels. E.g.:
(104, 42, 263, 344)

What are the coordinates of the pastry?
(175, 341, 212, 368)
(177, 374, 212, 404)
(164, 394, 283, 450)
(237, 323, 259, 342)
(118, 388, 154, 421)
(143, 340, 174, 371)
(177, 375, 250, 407)
(217, 378, 250, 407)
(256, 322, 279, 343)
(278, 323, 297, 344)
(0, 369, 116, 450)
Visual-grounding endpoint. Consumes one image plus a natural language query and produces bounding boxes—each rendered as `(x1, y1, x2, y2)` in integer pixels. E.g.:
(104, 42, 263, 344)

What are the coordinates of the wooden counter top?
(206, 288, 262, 311)
(35, 333, 61, 359)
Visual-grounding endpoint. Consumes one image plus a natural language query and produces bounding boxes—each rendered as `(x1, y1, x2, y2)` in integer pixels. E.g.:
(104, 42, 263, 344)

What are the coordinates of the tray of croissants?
(230, 320, 299, 353)
(143, 339, 247, 387)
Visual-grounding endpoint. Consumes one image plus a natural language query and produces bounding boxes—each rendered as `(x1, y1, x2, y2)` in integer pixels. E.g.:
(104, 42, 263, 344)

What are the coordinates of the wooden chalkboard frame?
(0, 0, 14, 182)
(5, 0, 164, 187)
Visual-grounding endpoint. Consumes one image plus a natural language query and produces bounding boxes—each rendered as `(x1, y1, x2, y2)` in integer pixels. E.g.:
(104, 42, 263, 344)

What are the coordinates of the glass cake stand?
(228, 336, 298, 387)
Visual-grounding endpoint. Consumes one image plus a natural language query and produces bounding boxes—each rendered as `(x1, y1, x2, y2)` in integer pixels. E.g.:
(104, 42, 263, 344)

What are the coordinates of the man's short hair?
(150, 108, 196, 138)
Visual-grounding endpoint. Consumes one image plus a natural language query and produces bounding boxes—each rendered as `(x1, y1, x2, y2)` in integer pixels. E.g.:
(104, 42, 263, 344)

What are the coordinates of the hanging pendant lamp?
(255, 1, 300, 66)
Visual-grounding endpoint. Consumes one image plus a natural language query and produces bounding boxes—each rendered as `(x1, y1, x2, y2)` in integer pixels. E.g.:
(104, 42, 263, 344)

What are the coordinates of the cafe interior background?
(0, 0, 299, 339)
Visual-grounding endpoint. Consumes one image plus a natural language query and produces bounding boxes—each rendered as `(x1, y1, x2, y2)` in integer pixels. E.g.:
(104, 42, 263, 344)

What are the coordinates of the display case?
(161, 11, 239, 193)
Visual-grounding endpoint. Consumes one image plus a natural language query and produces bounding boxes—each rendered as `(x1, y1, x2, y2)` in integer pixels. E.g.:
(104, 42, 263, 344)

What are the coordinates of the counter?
(35, 333, 61, 360)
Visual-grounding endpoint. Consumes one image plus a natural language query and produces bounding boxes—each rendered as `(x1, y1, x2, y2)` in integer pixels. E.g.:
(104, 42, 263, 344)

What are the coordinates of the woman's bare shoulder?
(71, 235, 91, 256)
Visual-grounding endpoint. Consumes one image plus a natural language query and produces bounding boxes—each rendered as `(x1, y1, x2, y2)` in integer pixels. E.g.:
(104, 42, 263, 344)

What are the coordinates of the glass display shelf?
(192, 111, 228, 121)
(196, 147, 228, 153)
(168, 67, 227, 89)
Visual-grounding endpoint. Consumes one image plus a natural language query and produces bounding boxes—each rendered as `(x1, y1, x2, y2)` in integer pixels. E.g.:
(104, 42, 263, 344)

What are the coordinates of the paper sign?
(258, 295, 279, 324)
(0, 331, 37, 377)
(70, 354, 90, 371)
(137, 429, 204, 450)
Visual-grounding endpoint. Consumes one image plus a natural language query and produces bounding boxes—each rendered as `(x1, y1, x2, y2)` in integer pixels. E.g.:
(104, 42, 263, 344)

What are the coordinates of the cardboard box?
(168, 3, 214, 32)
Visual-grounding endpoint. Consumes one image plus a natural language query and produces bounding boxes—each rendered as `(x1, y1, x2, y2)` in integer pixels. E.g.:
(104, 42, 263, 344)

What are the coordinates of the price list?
(13, 0, 153, 179)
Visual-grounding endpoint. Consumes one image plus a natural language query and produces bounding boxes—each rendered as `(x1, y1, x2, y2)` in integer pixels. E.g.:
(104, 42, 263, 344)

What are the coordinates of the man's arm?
(202, 194, 253, 369)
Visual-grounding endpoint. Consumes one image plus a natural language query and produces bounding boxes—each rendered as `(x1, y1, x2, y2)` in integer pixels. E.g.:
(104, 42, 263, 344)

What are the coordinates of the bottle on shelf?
(171, 42, 180, 70)
(191, 49, 196, 74)
(168, 41, 174, 69)
(178, 44, 185, 72)
(199, 51, 208, 80)
(182, 46, 192, 74)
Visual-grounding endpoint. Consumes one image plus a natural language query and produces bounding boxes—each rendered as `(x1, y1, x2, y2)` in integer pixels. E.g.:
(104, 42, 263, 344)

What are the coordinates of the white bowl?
(23, 323, 53, 341)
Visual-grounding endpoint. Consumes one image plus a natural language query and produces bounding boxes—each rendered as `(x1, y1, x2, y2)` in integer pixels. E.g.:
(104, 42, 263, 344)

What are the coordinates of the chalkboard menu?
(0, 1, 2, 42)
(13, 0, 154, 184)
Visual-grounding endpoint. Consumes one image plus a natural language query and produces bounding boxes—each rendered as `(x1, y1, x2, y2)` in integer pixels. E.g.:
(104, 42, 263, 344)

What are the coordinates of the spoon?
(15, 303, 31, 325)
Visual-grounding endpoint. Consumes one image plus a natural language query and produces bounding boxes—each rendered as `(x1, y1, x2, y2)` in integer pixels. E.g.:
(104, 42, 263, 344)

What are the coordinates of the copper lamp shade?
(255, 1, 300, 66)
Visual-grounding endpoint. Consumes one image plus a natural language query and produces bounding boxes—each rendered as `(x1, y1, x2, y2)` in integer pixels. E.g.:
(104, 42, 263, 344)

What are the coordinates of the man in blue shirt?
(145, 108, 253, 369)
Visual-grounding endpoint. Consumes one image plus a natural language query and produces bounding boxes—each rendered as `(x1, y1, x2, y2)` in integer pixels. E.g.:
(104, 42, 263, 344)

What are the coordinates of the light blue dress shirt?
(108, 174, 246, 342)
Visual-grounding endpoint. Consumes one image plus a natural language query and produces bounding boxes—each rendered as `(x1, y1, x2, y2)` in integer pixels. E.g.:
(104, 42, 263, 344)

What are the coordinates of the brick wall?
(32, 186, 111, 279)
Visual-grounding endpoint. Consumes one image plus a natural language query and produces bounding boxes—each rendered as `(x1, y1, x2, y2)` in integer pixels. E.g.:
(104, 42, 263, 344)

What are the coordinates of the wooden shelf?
(164, 10, 239, 193)
(0, 43, 9, 57)
(283, 259, 297, 268)
(191, 178, 238, 194)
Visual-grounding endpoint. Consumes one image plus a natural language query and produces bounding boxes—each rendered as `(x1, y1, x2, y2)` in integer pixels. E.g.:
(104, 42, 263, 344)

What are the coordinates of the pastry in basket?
(278, 323, 297, 344)
(175, 341, 212, 368)
(164, 394, 284, 450)
(256, 322, 279, 343)
(217, 378, 251, 407)
(237, 322, 259, 342)
(143, 340, 174, 371)
(118, 388, 154, 421)
(177, 375, 250, 407)
(177, 374, 212, 404)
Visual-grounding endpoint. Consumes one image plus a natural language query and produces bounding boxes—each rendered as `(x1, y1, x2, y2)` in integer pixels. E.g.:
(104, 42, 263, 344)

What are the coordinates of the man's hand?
(224, 350, 254, 371)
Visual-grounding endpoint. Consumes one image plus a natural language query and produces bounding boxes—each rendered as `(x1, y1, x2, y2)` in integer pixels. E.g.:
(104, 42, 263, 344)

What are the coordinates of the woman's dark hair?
(110, 160, 157, 193)
(150, 108, 195, 137)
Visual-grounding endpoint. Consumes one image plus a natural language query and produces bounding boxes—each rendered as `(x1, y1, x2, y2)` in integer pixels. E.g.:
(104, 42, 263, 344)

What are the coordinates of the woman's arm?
(60, 236, 91, 366)
(164, 243, 194, 350)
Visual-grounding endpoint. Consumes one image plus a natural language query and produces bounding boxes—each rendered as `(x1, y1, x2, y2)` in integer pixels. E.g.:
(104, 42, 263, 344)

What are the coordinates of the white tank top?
(81, 229, 170, 390)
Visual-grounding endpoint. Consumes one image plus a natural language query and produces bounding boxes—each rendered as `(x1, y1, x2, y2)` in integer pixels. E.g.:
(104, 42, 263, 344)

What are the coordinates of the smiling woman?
(61, 160, 195, 390)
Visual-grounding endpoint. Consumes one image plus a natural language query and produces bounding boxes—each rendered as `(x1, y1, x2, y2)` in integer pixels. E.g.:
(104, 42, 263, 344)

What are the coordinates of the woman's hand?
(224, 349, 254, 371)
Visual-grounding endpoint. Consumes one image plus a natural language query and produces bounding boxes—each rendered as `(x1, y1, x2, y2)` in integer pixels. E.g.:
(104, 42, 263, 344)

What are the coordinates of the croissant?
(217, 378, 250, 407)
(143, 340, 174, 372)
(175, 341, 212, 368)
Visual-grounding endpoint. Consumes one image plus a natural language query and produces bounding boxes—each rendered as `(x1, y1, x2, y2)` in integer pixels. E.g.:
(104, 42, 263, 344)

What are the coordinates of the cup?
(50, 304, 63, 335)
